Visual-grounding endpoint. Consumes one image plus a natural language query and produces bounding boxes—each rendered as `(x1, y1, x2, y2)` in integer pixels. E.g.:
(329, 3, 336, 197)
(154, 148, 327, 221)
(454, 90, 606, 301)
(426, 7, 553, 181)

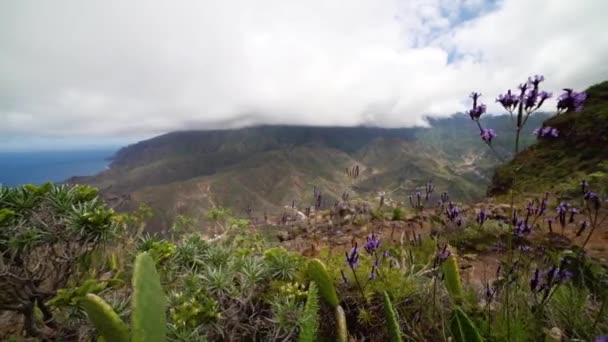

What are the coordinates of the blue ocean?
(0, 149, 116, 186)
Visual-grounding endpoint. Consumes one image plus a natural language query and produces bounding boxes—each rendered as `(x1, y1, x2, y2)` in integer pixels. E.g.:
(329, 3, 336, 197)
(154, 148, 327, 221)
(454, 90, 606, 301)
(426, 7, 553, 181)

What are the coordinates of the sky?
(1, 0, 607, 151)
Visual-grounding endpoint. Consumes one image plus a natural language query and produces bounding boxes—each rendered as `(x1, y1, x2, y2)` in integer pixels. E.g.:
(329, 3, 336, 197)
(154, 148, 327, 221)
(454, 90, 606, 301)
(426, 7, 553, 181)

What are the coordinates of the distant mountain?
(490, 81, 608, 196)
(73, 114, 547, 233)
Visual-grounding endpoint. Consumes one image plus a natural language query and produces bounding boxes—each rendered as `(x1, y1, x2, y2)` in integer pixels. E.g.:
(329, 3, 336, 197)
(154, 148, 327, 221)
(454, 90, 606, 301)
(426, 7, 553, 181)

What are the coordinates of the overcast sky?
(1, 0, 607, 150)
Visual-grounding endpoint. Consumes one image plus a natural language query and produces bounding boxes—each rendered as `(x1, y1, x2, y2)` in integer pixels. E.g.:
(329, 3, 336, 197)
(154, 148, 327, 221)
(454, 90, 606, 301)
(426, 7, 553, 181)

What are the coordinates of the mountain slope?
(73, 115, 546, 233)
(489, 81, 608, 196)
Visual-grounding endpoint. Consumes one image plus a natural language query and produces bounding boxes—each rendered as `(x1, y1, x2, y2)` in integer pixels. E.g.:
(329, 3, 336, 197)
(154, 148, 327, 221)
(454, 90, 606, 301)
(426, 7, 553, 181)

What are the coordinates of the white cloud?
(1, 0, 607, 148)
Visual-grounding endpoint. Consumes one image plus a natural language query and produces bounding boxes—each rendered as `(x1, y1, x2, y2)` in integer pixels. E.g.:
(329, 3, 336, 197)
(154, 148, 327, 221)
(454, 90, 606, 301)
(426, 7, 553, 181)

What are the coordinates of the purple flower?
(584, 191, 602, 210)
(557, 88, 587, 113)
(569, 208, 578, 223)
(547, 217, 554, 232)
(446, 202, 461, 222)
(524, 89, 539, 111)
(340, 270, 348, 284)
(584, 191, 599, 201)
(595, 336, 608, 342)
(513, 219, 532, 237)
(470, 92, 481, 108)
(518, 82, 528, 95)
(480, 128, 497, 143)
(496, 90, 519, 111)
(364, 233, 381, 254)
(382, 250, 390, 259)
(518, 245, 533, 252)
(580, 180, 589, 194)
(437, 245, 451, 264)
(576, 221, 588, 237)
(485, 282, 495, 302)
(534, 126, 559, 139)
(345, 243, 360, 269)
(476, 209, 488, 226)
(528, 75, 545, 89)
(531, 268, 540, 291)
(469, 104, 487, 120)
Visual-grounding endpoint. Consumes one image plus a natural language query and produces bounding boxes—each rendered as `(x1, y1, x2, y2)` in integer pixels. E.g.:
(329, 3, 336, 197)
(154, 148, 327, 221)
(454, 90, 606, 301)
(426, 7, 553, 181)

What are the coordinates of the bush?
(0, 183, 118, 338)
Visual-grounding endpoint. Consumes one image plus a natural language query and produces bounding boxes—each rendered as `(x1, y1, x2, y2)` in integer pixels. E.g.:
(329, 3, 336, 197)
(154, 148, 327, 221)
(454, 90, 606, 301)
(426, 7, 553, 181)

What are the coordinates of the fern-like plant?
(298, 282, 319, 342)
(382, 291, 403, 342)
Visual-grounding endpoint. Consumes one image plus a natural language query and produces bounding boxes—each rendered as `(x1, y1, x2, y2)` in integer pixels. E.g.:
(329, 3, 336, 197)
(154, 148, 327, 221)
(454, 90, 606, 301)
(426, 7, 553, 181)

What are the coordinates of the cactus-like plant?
(306, 259, 348, 342)
(131, 252, 167, 342)
(441, 255, 464, 303)
(80, 293, 130, 342)
(449, 307, 483, 342)
(81, 252, 167, 341)
(298, 282, 319, 342)
(382, 291, 403, 342)
(335, 305, 348, 342)
(306, 259, 339, 307)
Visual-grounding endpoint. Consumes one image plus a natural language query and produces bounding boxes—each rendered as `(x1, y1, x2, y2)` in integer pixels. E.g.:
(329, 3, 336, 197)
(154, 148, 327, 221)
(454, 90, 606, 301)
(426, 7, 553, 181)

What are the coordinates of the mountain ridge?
(73, 114, 546, 233)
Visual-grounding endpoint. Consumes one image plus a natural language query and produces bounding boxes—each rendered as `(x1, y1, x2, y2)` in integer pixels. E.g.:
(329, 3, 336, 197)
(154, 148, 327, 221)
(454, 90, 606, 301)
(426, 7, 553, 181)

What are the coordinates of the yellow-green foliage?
(441, 256, 463, 304)
(306, 259, 339, 308)
(450, 307, 482, 342)
(298, 282, 320, 342)
(81, 294, 130, 342)
(382, 291, 403, 342)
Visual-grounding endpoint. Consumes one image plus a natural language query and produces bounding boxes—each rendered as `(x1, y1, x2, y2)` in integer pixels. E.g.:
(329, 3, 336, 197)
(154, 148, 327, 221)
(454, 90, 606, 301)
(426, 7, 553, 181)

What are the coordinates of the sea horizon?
(0, 149, 116, 187)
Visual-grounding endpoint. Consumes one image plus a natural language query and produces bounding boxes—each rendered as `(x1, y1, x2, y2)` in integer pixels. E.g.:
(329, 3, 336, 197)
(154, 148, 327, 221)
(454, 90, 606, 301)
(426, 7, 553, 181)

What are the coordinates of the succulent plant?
(81, 252, 167, 341)
(382, 291, 403, 342)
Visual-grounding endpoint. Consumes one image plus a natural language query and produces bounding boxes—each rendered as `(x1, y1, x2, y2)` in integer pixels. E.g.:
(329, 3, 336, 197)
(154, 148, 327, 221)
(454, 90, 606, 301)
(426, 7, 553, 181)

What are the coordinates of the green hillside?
(73, 115, 546, 233)
(490, 81, 608, 196)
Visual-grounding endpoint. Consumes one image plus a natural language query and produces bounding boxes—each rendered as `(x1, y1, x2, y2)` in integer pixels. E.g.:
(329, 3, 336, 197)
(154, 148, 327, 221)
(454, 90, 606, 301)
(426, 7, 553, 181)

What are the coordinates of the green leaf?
(80, 294, 129, 342)
(306, 259, 339, 308)
(382, 291, 403, 342)
(450, 307, 483, 342)
(441, 256, 463, 303)
(131, 252, 167, 342)
(335, 305, 348, 342)
(298, 282, 319, 342)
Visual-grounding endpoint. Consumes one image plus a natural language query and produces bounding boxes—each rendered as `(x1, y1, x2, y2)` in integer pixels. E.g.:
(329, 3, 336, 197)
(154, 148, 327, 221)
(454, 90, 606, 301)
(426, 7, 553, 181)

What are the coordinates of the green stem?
(350, 268, 366, 301)
(592, 293, 607, 331)
(514, 128, 521, 155)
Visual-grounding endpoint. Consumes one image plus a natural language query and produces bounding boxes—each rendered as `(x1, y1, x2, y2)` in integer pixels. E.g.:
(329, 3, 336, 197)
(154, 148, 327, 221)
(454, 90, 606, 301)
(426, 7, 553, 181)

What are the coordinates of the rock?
(276, 231, 291, 242)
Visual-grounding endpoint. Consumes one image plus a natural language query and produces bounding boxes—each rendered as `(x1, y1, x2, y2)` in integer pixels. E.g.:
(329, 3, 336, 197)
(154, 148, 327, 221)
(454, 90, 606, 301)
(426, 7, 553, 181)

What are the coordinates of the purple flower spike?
(557, 88, 587, 113)
(580, 180, 589, 194)
(528, 75, 545, 89)
(437, 245, 451, 264)
(476, 209, 488, 226)
(576, 221, 588, 237)
(480, 128, 497, 143)
(534, 126, 559, 139)
(345, 243, 360, 269)
(547, 217, 554, 232)
(364, 233, 381, 254)
(595, 336, 608, 342)
(340, 270, 348, 284)
(530, 268, 540, 292)
(496, 89, 519, 111)
(468, 103, 487, 120)
(485, 282, 495, 302)
(470, 92, 482, 107)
